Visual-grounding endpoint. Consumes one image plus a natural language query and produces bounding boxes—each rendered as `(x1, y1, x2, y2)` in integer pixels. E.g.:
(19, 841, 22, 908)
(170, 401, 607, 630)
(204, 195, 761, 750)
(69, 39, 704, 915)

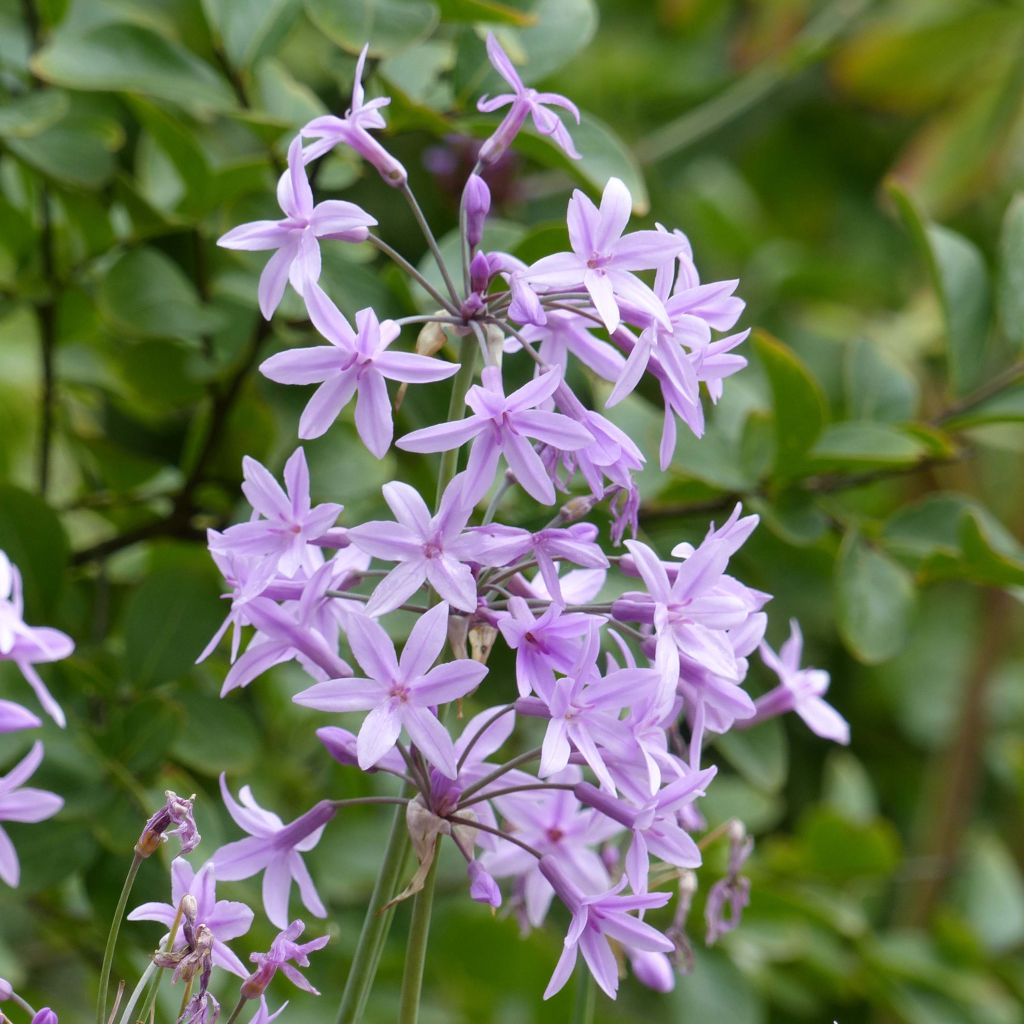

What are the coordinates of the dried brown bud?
(468, 623, 498, 665)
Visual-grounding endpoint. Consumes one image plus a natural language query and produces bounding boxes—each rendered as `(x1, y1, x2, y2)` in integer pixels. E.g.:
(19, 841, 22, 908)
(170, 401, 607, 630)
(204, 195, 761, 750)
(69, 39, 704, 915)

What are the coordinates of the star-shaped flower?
(0, 742, 63, 888)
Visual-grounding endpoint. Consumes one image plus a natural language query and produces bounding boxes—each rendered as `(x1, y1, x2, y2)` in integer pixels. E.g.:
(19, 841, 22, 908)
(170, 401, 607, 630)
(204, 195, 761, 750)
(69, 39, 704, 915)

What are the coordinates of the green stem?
(335, 801, 412, 1024)
(570, 967, 596, 1024)
(436, 335, 478, 506)
(396, 852, 440, 1024)
(116, 962, 157, 1024)
(97, 853, 143, 1024)
(222, 996, 248, 1024)
(401, 183, 461, 306)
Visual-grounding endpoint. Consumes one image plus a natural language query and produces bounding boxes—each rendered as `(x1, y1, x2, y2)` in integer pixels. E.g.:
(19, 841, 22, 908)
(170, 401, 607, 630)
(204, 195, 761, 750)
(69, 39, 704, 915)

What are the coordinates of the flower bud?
(181, 894, 199, 923)
(467, 860, 502, 908)
(462, 173, 491, 248)
(469, 622, 498, 665)
(30, 1010, 58, 1024)
(0, 979, 12, 1000)
(469, 251, 492, 295)
(630, 950, 675, 993)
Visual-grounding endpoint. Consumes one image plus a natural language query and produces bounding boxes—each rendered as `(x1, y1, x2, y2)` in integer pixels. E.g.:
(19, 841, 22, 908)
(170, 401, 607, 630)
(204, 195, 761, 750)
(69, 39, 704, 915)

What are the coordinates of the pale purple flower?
(0, 700, 40, 734)
(247, 998, 287, 1024)
(301, 45, 407, 185)
(31, 1010, 58, 1024)
(211, 778, 335, 930)
(209, 449, 343, 577)
(293, 602, 487, 778)
(346, 474, 517, 615)
(616, 505, 765, 688)
(398, 367, 593, 505)
(242, 920, 329, 998)
(0, 977, 12, 1000)
(261, 285, 458, 456)
(539, 857, 674, 999)
(629, 950, 675, 993)
(0, 741, 63, 887)
(218, 137, 377, 319)
(705, 821, 753, 944)
(514, 309, 626, 382)
(477, 33, 580, 165)
(179, 994, 218, 1024)
(484, 768, 616, 928)
(0, 551, 73, 727)
(754, 619, 849, 744)
(128, 859, 254, 977)
(526, 177, 687, 333)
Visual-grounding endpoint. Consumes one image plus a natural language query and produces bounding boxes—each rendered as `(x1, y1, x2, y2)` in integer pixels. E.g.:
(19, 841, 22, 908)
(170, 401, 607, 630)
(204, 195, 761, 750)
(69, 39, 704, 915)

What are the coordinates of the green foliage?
(2, 0, 1024, 1022)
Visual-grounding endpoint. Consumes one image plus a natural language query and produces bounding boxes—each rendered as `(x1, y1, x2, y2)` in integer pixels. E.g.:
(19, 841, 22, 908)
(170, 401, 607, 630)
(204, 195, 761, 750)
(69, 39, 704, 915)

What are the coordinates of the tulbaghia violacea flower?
(0, 551, 73, 726)
(211, 778, 335, 929)
(477, 33, 581, 166)
(0, 742, 63, 887)
(294, 602, 487, 778)
(129, 859, 254, 976)
(218, 137, 377, 318)
(398, 366, 593, 505)
(301, 44, 407, 185)
(135, 790, 200, 857)
(347, 474, 522, 615)
(539, 857, 674, 1000)
(209, 449, 343, 577)
(261, 285, 459, 455)
(525, 177, 688, 333)
(705, 820, 753, 944)
(754, 619, 849, 744)
(241, 920, 329, 998)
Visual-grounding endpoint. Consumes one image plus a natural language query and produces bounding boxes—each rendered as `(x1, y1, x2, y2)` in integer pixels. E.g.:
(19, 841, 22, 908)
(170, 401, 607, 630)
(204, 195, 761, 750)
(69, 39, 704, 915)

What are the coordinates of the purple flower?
(128, 858, 254, 977)
(31, 1010, 58, 1024)
(0, 551, 73, 727)
(211, 778, 335, 930)
(525, 177, 687, 333)
(241, 920, 329, 998)
(261, 285, 459, 456)
(301, 45, 407, 186)
(218, 137, 377, 319)
(293, 602, 487, 778)
(247, 998, 287, 1024)
(514, 309, 626, 382)
(463, 174, 491, 249)
(754, 620, 849, 744)
(0, 742, 63, 887)
(539, 857, 674, 999)
(209, 449, 343, 577)
(346, 474, 515, 615)
(0, 700, 41, 734)
(477, 33, 580, 166)
(398, 367, 593, 505)
(705, 821, 753, 944)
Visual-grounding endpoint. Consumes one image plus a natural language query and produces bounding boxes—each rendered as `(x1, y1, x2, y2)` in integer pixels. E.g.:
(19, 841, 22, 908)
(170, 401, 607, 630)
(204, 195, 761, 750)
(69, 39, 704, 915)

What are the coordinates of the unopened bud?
(558, 495, 597, 524)
(180, 894, 199, 922)
(469, 251, 492, 295)
(468, 623, 498, 665)
(463, 173, 491, 249)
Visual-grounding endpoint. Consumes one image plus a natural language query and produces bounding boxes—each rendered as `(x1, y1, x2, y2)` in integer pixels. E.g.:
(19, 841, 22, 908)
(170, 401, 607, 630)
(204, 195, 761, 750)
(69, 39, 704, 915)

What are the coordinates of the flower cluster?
(204, 35, 848, 1002)
(0, 550, 70, 889)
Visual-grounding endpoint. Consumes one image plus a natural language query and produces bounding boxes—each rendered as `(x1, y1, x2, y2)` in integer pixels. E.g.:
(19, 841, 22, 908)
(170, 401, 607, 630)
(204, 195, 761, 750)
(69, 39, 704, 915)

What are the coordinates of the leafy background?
(2, 0, 1024, 1021)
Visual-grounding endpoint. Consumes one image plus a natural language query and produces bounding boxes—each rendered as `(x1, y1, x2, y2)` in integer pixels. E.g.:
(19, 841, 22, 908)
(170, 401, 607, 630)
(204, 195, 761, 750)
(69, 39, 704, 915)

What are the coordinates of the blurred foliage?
(2, 0, 1024, 1022)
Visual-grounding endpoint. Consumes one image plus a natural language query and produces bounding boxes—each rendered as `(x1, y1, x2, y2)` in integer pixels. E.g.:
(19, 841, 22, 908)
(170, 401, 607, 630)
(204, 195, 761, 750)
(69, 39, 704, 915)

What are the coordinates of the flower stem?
(222, 996, 248, 1024)
(368, 235, 458, 315)
(335, 800, 412, 1024)
(436, 335, 478, 505)
(570, 967, 595, 1024)
(97, 852, 143, 1024)
(116, 963, 157, 1024)
(396, 851, 440, 1024)
(401, 183, 461, 307)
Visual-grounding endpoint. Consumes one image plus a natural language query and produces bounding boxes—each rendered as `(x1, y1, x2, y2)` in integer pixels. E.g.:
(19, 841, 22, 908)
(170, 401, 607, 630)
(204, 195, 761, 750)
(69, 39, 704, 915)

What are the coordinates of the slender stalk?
(334, 800, 412, 1024)
(457, 782, 577, 811)
(401, 183, 461, 306)
(456, 747, 543, 803)
(7, 992, 38, 1018)
(368, 235, 458, 315)
(97, 853, 143, 1024)
(396, 851, 440, 1024)
(482, 471, 515, 525)
(115, 962, 156, 1024)
(446, 816, 543, 860)
(455, 704, 514, 771)
(330, 795, 411, 810)
(135, 894, 187, 1024)
(570, 967, 595, 1024)
(436, 335, 479, 504)
(221, 996, 248, 1024)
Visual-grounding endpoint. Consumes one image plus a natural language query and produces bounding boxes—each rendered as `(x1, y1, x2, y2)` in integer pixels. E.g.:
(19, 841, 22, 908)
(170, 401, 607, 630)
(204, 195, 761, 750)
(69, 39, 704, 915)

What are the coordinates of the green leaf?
(959, 508, 1024, 587)
(201, 0, 301, 70)
(435, 0, 534, 25)
(888, 182, 991, 395)
(6, 113, 122, 190)
(807, 421, 928, 472)
(884, 493, 969, 561)
(752, 331, 827, 479)
(715, 718, 788, 794)
(0, 486, 69, 620)
(670, 948, 766, 1024)
(845, 337, 919, 422)
(835, 533, 916, 664)
(31, 24, 235, 112)
(952, 831, 1024, 953)
(99, 248, 216, 341)
(0, 90, 68, 139)
(997, 194, 1024, 349)
(943, 383, 1024, 428)
(104, 695, 184, 775)
(171, 692, 261, 774)
(304, 0, 440, 57)
(495, 0, 597, 84)
(122, 563, 226, 687)
(799, 807, 901, 881)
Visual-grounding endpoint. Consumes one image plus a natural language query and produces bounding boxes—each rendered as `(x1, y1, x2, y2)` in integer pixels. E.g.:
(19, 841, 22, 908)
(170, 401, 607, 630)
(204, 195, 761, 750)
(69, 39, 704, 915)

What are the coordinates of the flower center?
(389, 683, 410, 703)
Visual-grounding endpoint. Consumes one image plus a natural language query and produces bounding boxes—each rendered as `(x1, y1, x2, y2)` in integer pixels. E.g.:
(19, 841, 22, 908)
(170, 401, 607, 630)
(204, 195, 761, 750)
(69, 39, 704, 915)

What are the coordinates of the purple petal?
(357, 705, 402, 770)
(373, 351, 460, 384)
(397, 416, 486, 454)
(293, 676, 384, 713)
(354, 371, 393, 458)
(365, 561, 428, 616)
(344, 613, 400, 683)
(218, 221, 292, 252)
(413, 660, 488, 706)
(260, 346, 346, 385)
(401, 707, 458, 778)
(262, 855, 293, 930)
(298, 373, 360, 439)
(398, 601, 449, 680)
(258, 242, 297, 320)
(424, 555, 478, 613)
